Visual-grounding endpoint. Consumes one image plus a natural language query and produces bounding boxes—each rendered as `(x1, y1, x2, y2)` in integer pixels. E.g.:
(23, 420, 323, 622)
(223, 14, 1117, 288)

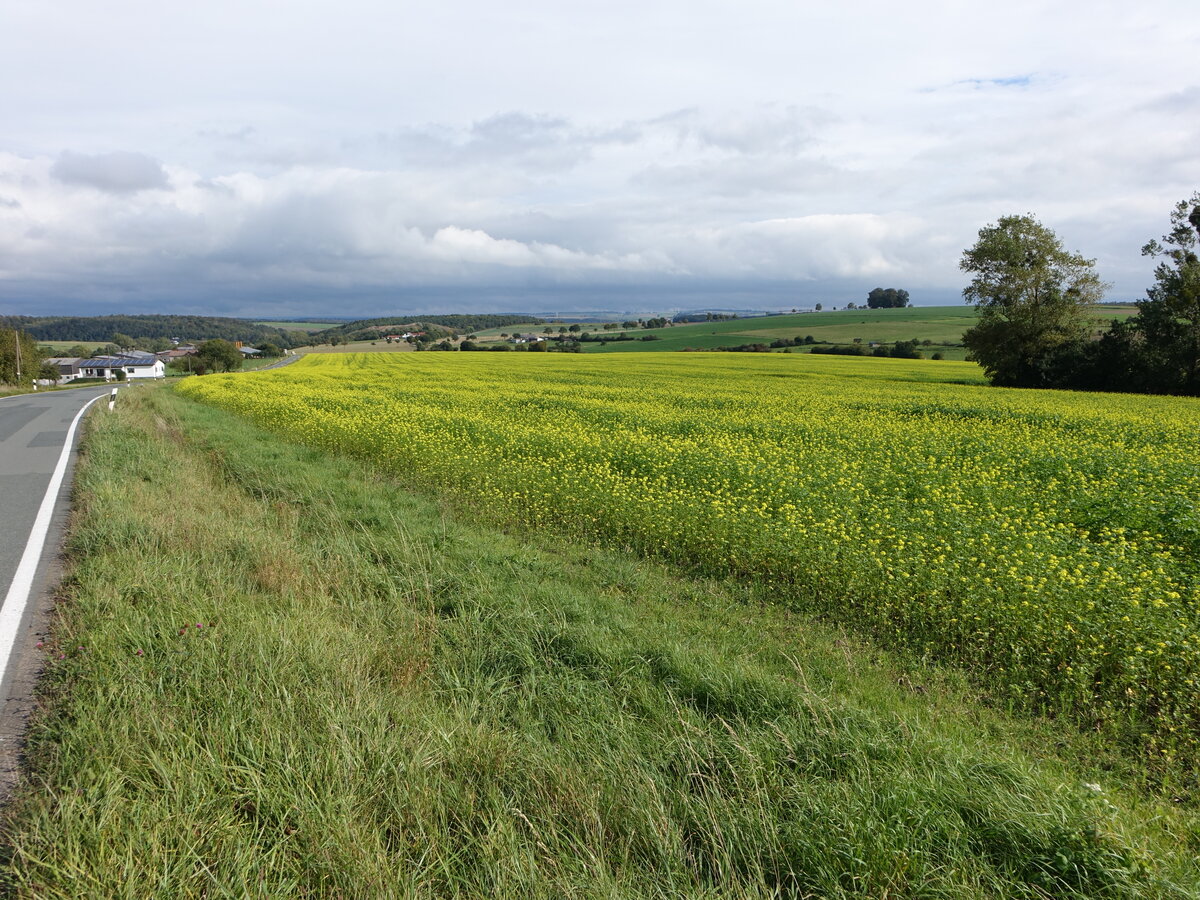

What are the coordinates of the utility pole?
(13, 330, 20, 382)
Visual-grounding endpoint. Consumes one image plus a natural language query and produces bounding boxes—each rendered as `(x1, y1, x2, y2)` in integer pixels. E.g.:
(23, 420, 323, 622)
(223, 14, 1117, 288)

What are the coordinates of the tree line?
(961, 193, 1200, 395)
(0, 330, 50, 384)
(319, 314, 543, 344)
(0, 314, 300, 347)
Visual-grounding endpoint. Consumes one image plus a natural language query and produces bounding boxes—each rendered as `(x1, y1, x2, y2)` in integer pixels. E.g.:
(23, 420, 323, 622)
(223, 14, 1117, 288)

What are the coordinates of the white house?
(78, 353, 166, 381)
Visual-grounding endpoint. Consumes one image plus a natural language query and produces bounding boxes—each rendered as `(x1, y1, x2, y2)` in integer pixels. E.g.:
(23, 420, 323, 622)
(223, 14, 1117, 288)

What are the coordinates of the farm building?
(41, 357, 84, 384)
(77, 353, 165, 381)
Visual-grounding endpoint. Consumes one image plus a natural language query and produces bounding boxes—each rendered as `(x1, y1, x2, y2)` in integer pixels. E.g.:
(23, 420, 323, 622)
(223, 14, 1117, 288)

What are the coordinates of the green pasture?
(582, 305, 1137, 354)
(35, 340, 109, 354)
(578, 307, 971, 354)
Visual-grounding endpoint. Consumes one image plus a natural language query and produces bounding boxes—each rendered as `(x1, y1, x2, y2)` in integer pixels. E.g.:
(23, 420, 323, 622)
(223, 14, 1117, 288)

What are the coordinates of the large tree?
(866, 287, 910, 308)
(1137, 192, 1200, 394)
(960, 214, 1106, 387)
(194, 339, 243, 373)
(0, 330, 43, 385)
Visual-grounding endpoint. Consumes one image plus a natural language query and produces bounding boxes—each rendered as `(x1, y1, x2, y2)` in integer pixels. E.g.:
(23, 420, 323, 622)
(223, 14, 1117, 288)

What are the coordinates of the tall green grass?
(0, 387, 1196, 897)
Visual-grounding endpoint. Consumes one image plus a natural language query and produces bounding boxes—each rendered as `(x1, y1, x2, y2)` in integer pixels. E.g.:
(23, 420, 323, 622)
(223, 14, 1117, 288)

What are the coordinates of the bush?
(719, 343, 772, 353)
(811, 345, 868, 356)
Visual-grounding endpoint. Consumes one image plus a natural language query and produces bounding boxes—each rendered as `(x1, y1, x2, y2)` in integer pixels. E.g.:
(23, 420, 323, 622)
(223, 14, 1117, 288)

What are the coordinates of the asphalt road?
(259, 353, 301, 370)
(0, 384, 113, 797)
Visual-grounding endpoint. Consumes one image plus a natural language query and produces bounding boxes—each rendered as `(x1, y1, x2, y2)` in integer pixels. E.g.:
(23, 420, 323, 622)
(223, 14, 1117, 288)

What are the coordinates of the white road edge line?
(0, 393, 104, 683)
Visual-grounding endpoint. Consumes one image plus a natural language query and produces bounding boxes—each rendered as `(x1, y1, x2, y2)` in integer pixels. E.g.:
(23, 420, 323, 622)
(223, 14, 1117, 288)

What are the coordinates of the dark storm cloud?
(50, 150, 169, 193)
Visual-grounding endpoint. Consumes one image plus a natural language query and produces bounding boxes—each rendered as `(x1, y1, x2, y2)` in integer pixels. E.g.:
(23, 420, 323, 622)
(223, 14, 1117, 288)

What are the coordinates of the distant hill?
(254, 317, 357, 323)
(0, 314, 302, 347)
(319, 314, 543, 343)
(575, 304, 1136, 358)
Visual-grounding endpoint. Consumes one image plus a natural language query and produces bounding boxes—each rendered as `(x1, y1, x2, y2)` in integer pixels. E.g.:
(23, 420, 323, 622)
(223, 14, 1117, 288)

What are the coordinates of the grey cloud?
(204, 137, 341, 171)
(362, 114, 578, 170)
(361, 111, 642, 172)
(469, 112, 571, 146)
(1142, 86, 1200, 114)
(649, 106, 833, 155)
(50, 150, 169, 193)
(0, 196, 20, 209)
(454, 112, 590, 170)
(463, 208, 584, 246)
(633, 156, 846, 201)
(358, 106, 832, 185)
(194, 178, 237, 195)
(197, 125, 256, 142)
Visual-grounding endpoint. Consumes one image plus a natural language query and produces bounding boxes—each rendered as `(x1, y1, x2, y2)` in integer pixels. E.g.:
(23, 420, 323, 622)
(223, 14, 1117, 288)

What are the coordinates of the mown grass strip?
(0, 387, 1197, 898)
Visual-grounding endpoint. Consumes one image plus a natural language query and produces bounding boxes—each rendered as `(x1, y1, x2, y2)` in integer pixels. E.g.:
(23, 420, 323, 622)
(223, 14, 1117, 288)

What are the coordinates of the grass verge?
(0, 386, 1197, 897)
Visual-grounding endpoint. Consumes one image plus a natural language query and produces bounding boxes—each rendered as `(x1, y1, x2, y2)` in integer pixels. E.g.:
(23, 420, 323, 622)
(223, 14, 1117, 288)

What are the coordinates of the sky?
(1, 0, 1197, 318)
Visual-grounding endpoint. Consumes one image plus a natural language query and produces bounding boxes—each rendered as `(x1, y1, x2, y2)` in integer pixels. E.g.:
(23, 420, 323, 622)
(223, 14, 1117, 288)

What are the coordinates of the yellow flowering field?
(179, 353, 1200, 764)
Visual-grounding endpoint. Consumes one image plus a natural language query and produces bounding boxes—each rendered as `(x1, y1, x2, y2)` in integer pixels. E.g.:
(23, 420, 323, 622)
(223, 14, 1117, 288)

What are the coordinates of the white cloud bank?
(1, 0, 1197, 314)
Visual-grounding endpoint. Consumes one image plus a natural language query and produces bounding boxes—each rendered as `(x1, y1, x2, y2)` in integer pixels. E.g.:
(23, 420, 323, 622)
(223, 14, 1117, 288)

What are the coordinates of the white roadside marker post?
(108, 388, 118, 411)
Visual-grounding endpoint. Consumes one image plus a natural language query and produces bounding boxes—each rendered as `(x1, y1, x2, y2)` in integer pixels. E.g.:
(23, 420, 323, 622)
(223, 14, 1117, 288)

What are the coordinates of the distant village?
(40, 340, 263, 385)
